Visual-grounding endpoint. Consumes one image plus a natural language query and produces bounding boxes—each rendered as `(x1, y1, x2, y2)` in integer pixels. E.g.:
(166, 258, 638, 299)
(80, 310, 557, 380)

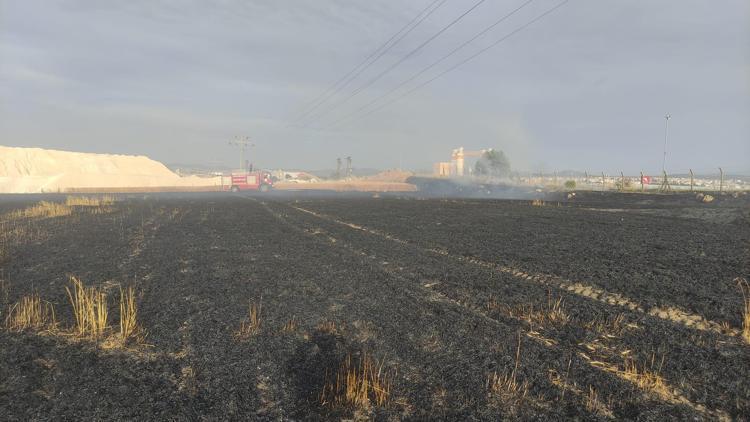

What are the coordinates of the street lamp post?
(662, 113, 671, 173)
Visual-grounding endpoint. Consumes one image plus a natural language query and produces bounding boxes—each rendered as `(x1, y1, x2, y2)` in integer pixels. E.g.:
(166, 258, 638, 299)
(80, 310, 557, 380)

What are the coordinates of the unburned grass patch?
(4, 292, 57, 331)
(5, 201, 72, 220)
(66, 195, 117, 215)
(235, 299, 262, 339)
(319, 351, 392, 410)
(281, 315, 298, 333)
(7, 277, 147, 346)
(486, 333, 528, 412)
(66, 276, 108, 338)
(1, 196, 117, 224)
(119, 285, 142, 343)
(488, 291, 569, 330)
(583, 312, 635, 338)
(316, 320, 339, 335)
(64, 195, 116, 207)
(621, 355, 667, 395)
(585, 386, 610, 416)
(587, 353, 668, 399)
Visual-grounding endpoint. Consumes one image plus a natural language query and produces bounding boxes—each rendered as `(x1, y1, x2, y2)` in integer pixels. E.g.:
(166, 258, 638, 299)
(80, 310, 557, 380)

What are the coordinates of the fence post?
(719, 167, 724, 193)
(601, 172, 606, 191)
(659, 170, 671, 193)
(689, 169, 694, 192)
(620, 172, 625, 191)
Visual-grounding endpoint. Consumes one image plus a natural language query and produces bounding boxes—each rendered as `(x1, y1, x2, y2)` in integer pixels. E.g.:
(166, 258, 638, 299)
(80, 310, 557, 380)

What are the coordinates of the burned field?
(0, 193, 748, 420)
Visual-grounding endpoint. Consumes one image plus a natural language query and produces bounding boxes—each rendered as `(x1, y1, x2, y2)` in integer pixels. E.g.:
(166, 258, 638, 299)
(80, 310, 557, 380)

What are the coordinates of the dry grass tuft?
(543, 292, 569, 325)
(487, 333, 528, 408)
(66, 276, 108, 338)
(490, 291, 569, 329)
(316, 320, 339, 335)
(65, 195, 116, 207)
(486, 370, 529, 403)
(736, 277, 750, 343)
(236, 299, 262, 338)
(319, 352, 392, 410)
(66, 195, 116, 215)
(4, 293, 56, 331)
(585, 386, 605, 415)
(621, 354, 667, 396)
(1, 196, 115, 221)
(8, 201, 72, 220)
(2, 196, 116, 222)
(281, 315, 298, 333)
(119, 285, 141, 342)
(584, 312, 631, 337)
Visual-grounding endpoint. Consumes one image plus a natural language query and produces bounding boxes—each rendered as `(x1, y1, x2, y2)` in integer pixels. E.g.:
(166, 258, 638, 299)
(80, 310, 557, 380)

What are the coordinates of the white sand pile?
(0, 145, 220, 193)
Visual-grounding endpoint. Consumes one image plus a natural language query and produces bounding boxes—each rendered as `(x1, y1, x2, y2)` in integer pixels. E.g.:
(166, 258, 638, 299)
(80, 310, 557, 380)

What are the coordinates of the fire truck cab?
(222, 171, 273, 192)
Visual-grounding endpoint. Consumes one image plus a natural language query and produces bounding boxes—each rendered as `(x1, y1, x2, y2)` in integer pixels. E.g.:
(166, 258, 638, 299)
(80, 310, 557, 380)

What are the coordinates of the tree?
(475, 149, 511, 178)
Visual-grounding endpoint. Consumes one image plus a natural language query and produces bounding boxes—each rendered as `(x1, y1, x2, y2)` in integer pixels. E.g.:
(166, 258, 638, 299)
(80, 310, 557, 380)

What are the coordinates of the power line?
(328, 0, 536, 128)
(299, 0, 487, 127)
(333, 0, 569, 128)
(288, 0, 449, 125)
(290, 0, 446, 123)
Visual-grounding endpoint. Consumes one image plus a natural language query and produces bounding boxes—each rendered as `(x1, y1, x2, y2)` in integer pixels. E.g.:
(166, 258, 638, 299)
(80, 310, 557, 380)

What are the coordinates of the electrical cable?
(299, 0, 487, 127)
(288, 0, 449, 124)
(328, 0, 536, 128)
(333, 0, 569, 129)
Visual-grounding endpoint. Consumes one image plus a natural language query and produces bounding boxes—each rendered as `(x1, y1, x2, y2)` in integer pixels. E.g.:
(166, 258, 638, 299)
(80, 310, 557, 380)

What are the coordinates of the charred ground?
(0, 192, 748, 420)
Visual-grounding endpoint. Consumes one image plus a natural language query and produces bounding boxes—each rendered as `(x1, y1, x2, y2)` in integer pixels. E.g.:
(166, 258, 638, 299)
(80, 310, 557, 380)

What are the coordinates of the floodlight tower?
(229, 136, 254, 171)
(662, 114, 671, 173)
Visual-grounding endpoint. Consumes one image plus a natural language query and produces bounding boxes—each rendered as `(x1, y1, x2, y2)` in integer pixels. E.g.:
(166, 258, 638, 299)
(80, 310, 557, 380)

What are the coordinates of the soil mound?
(0, 146, 220, 193)
(365, 169, 414, 183)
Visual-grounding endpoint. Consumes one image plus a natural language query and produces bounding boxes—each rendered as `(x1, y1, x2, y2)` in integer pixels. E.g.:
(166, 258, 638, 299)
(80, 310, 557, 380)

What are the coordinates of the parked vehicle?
(222, 171, 273, 192)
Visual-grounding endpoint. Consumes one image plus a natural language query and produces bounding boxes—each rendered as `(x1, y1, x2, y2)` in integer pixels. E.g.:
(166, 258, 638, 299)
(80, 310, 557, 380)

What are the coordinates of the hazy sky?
(1, 0, 748, 174)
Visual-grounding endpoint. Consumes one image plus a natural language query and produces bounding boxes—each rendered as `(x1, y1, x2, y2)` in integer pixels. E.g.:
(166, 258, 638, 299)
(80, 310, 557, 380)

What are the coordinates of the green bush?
(564, 180, 576, 189)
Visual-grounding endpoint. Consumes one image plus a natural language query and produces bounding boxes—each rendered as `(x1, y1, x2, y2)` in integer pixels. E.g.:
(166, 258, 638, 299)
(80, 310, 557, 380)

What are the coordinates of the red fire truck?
(222, 171, 273, 192)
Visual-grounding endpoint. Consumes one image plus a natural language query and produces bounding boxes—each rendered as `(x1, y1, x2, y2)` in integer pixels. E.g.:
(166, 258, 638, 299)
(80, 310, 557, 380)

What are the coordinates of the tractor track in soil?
(259, 199, 743, 419)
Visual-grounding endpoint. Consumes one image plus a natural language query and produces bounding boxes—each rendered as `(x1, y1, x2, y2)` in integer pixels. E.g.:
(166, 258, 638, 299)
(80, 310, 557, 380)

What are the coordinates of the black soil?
(0, 192, 748, 420)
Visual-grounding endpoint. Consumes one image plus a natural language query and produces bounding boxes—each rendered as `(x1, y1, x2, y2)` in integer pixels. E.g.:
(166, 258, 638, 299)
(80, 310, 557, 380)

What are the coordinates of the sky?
(1, 0, 748, 175)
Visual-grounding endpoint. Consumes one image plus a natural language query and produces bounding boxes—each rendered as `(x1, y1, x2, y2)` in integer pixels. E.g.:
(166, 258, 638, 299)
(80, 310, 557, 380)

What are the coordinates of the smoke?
(405, 176, 540, 200)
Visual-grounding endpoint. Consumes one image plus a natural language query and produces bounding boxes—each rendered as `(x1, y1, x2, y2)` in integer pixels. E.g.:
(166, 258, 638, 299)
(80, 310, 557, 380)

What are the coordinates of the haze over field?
(1, 1, 748, 174)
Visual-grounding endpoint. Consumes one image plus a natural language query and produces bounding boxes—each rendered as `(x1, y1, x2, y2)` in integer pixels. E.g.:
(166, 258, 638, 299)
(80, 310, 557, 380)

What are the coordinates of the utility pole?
(689, 169, 694, 192)
(719, 167, 724, 193)
(345, 156, 352, 179)
(336, 158, 342, 179)
(662, 114, 671, 174)
(229, 136, 254, 171)
(640, 171, 644, 192)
